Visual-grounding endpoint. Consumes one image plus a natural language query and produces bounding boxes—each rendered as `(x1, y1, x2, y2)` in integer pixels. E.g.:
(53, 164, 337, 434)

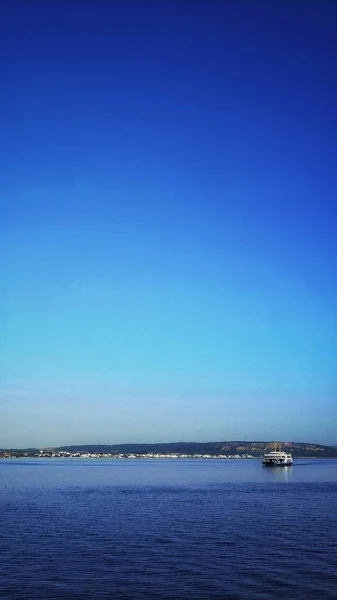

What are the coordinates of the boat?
(262, 444, 293, 467)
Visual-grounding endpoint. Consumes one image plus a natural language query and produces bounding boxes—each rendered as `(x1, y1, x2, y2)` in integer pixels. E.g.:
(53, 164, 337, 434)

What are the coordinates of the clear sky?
(1, 1, 336, 448)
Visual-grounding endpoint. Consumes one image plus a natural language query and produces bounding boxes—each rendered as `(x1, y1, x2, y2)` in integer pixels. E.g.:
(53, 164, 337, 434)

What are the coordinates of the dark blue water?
(1, 459, 336, 599)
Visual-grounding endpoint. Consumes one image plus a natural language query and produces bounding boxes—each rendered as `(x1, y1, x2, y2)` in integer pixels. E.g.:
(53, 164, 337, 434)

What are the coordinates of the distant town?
(1, 450, 254, 459)
(1, 441, 337, 459)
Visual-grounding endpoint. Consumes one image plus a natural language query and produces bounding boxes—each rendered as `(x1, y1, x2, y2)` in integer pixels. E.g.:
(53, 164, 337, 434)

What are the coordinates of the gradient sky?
(1, 1, 336, 448)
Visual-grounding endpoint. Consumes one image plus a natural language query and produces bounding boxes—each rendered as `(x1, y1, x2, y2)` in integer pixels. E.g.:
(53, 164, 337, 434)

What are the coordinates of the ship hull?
(262, 461, 293, 467)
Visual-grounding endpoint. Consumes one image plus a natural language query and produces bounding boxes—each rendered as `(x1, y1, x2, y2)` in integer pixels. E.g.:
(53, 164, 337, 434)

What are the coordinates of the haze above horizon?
(1, 2, 336, 448)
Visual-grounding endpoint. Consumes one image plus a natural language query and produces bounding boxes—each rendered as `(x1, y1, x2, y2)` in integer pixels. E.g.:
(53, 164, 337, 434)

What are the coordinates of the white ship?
(262, 444, 293, 467)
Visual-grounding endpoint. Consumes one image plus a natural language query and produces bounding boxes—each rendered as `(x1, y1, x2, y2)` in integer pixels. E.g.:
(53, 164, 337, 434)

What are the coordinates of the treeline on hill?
(57, 441, 337, 458)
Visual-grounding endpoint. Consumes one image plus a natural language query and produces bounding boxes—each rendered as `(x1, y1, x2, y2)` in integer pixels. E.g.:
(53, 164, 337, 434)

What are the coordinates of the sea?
(0, 458, 336, 600)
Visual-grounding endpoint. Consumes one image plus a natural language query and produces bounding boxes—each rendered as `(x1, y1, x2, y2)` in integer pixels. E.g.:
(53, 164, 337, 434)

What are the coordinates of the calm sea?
(1, 458, 336, 600)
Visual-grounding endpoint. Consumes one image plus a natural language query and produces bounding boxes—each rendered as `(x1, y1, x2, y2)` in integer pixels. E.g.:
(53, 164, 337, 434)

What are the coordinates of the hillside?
(56, 441, 337, 458)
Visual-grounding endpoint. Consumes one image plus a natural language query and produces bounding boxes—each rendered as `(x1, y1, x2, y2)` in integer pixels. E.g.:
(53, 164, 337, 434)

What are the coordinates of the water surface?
(1, 459, 336, 599)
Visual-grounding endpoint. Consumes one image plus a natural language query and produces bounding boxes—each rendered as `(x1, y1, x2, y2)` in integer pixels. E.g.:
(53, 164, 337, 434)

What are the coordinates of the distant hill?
(2, 441, 337, 458)
(56, 441, 337, 458)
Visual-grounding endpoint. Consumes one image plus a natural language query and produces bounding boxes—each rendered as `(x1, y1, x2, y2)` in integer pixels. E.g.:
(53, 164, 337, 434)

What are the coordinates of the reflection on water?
(266, 466, 293, 482)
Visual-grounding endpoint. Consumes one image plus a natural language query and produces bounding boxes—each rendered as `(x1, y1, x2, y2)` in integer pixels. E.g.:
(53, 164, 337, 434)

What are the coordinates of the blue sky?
(1, 1, 336, 447)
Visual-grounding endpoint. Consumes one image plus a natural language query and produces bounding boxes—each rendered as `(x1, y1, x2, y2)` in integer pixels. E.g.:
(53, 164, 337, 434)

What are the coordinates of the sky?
(1, 1, 336, 448)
